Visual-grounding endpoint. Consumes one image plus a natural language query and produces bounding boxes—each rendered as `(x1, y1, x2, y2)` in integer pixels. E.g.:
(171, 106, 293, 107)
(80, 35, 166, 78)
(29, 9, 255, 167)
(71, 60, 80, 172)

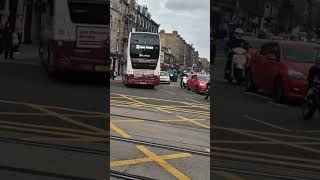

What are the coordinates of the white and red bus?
(123, 32, 161, 88)
(38, 0, 108, 75)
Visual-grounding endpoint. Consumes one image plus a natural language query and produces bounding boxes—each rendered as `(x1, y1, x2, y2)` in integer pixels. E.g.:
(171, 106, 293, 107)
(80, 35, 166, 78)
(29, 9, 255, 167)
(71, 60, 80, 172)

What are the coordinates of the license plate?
(95, 65, 108, 72)
(140, 82, 147, 85)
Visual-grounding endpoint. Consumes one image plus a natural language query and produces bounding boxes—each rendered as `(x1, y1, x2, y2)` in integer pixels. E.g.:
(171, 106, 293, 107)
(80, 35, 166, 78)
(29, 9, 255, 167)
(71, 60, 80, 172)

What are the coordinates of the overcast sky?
(138, 0, 210, 60)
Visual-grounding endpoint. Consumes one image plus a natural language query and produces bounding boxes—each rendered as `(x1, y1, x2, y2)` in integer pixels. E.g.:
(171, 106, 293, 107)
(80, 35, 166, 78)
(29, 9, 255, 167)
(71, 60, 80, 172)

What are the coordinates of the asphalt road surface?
(110, 77, 210, 180)
(212, 40, 320, 180)
(0, 58, 108, 180)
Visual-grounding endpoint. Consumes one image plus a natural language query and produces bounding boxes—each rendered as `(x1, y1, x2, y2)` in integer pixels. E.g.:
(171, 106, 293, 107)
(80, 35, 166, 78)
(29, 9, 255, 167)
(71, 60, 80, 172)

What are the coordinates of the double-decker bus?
(123, 32, 161, 88)
(38, 0, 109, 76)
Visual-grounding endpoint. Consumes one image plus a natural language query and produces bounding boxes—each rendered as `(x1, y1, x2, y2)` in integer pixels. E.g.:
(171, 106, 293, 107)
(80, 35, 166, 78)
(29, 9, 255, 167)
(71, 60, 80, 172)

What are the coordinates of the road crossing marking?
(0, 99, 108, 141)
(178, 116, 210, 129)
(110, 151, 192, 167)
(27, 103, 106, 135)
(110, 122, 131, 138)
(218, 126, 320, 154)
(111, 100, 209, 116)
(136, 145, 191, 180)
(119, 94, 171, 114)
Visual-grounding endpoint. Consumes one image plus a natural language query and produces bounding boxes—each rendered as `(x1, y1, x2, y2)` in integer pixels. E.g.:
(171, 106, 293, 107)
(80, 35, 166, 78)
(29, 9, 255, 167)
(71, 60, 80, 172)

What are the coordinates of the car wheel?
(195, 86, 199, 94)
(274, 78, 285, 103)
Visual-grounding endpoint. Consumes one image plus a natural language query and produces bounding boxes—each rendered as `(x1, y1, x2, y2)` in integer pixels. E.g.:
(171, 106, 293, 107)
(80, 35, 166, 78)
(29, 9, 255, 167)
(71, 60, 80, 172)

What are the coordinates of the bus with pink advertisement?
(122, 32, 161, 88)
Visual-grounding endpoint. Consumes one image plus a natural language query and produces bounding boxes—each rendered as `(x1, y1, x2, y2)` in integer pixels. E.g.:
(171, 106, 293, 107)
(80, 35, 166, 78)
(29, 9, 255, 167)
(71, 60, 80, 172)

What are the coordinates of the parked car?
(245, 40, 320, 103)
(167, 69, 178, 81)
(187, 74, 210, 94)
(160, 71, 170, 84)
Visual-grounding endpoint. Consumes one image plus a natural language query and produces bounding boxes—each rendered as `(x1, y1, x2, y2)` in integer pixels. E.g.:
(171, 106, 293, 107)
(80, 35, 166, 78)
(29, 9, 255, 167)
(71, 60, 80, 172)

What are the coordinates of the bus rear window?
(68, 1, 108, 25)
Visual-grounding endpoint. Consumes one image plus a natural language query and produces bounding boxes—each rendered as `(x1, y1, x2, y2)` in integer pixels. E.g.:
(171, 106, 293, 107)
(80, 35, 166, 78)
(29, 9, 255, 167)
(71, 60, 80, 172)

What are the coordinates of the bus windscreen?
(129, 33, 160, 69)
(68, 1, 108, 25)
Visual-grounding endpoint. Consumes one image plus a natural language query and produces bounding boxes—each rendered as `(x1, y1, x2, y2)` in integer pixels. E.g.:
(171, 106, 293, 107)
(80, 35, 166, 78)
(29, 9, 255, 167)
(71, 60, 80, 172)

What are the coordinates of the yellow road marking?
(159, 119, 206, 122)
(27, 104, 106, 135)
(111, 93, 205, 106)
(137, 145, 191, 180)
(111, 120, 145, 123)
(0, 99, 107, 115)
(214, 146, 320, 164)
(0, 120, 106, 137)
(0, 112, 107, 118)
(23, 137, 107, 142)
(212, 170, 245, 180)
(111, 102, 209, 116)
(215, 126, 320, 154)
(179, 116, 210, 129)
(212, 140, 320, 145)
(110, 122, 130, 138)
(0, 124, 98, 139)
(111, 100, 210, 114)
(111, 152, 192, 167)
(118, 95, 171, 114)
(213, 126, 320, 142)
(215, 151, 320, 171)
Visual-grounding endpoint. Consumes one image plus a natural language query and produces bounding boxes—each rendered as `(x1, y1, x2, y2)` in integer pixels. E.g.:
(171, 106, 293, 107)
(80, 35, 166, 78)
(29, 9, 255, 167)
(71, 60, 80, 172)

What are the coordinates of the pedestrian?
(3, 21, 14, 60)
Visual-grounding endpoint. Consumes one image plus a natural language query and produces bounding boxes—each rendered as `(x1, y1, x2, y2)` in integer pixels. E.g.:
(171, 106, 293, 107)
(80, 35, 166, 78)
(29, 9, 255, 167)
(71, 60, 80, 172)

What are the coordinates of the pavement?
(110, 77, 210, 179)
(212, 40, 320, 180)
(0, 46, 108, 180)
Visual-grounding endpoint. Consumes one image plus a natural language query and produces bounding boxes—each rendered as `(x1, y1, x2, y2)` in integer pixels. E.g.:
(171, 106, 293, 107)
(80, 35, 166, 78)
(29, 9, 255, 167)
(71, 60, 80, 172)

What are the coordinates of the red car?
(246, 40, 320, 103)
(187, 74, 210, 94)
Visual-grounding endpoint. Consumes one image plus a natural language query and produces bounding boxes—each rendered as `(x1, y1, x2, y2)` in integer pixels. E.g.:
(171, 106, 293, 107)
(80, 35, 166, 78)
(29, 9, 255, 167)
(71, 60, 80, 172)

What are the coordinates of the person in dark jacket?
(224, 28, 246, 77)
(3, 21, 14, 60)
(307, 57, 320, 88)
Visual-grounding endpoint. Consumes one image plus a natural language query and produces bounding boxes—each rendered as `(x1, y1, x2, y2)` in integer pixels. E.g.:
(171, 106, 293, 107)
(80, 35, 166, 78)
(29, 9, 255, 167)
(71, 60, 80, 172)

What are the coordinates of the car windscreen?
(160, 72, 168, 76)
(167, 69, 176, 74)
(198, 76, 210, 82)
(68, 1, 108, 25)
(130, 33, 160, 59)
(283, 46, 319, 63)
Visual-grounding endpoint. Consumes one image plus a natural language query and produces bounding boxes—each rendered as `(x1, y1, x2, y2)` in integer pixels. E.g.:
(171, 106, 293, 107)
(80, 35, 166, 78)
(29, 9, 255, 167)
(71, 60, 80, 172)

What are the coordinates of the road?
(212, 40, 320, 180)
(110, 77, 210, 179)
(0, 57, 108, 180)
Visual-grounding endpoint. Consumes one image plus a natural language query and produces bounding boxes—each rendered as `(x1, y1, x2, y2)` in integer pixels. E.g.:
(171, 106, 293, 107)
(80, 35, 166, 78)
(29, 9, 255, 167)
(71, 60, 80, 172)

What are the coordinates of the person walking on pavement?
(3, 21, 14, 60)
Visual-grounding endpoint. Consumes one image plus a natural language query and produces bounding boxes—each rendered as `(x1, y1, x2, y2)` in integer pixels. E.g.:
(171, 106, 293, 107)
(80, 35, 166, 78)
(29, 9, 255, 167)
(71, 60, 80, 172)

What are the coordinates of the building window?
(110, 16, 112, 29)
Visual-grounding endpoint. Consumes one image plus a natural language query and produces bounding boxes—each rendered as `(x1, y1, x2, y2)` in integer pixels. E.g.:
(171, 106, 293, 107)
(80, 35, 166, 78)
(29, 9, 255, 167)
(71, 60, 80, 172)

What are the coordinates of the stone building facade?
(159, 30, 200, 69)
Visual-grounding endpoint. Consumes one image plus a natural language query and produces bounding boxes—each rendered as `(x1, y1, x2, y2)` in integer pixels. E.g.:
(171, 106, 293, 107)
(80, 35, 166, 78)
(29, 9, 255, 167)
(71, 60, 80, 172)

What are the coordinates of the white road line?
(185, 98, 201, 104)
(159, 89, 175, 95)
(267, 101, 291, 109)
(243, 115, 292, 132)
(243, 92, 273, 101)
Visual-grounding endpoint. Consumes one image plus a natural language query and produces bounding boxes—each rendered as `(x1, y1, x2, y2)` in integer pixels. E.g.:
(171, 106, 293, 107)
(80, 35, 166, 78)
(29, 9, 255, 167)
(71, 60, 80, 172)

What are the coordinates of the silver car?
(160, 71, 170, 84)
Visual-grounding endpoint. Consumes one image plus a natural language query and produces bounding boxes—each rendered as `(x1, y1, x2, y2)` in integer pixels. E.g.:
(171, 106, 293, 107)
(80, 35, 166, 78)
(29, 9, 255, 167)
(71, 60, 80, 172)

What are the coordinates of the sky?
(138, 0, 210, 60)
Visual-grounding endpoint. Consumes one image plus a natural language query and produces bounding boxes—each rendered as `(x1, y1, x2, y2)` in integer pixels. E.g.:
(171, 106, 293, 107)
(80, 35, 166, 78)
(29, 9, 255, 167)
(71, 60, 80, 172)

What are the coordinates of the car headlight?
(170, 74, 173, 76)
(199, 83, 205, 86)
(288, 70, 306, 80)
